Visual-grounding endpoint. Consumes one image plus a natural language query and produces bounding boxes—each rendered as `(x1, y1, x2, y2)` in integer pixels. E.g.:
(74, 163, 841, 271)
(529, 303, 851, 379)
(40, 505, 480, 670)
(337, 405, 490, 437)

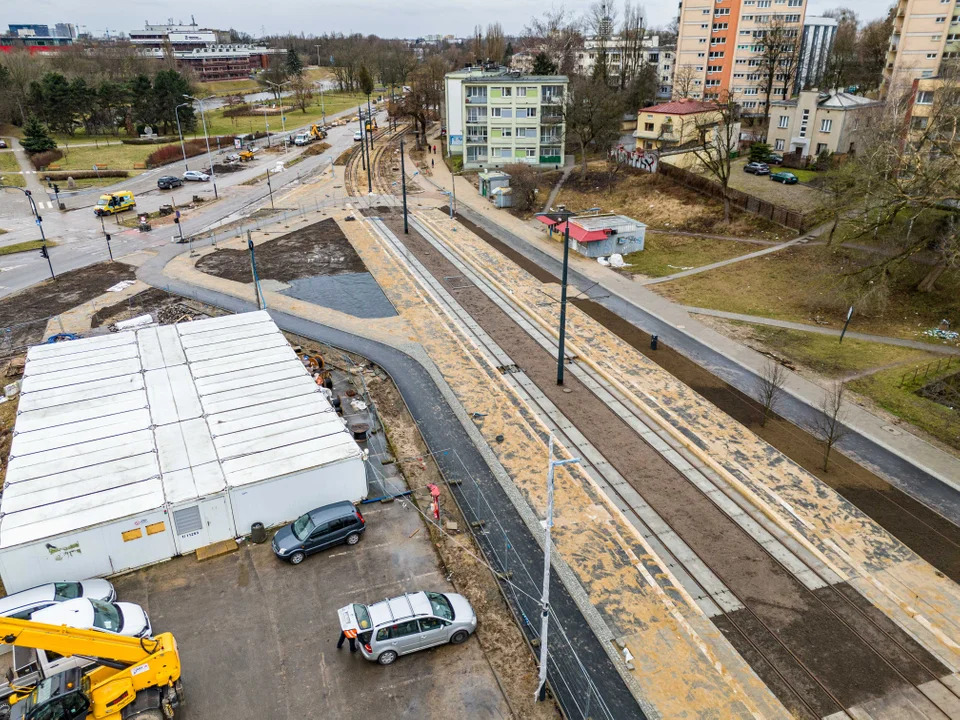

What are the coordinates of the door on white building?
(172, 496, 235, 554)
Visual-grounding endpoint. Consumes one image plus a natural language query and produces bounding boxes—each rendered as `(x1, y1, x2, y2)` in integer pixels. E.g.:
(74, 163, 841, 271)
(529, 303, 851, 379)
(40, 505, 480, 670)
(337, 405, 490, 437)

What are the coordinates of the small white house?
(0, 311, 366, 592)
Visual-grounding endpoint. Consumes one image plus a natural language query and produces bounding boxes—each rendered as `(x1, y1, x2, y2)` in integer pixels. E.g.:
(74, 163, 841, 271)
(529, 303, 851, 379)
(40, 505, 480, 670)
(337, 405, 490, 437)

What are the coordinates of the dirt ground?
(0, 388, 19, 488)
(554, 165, 791, 240)
(452, 211, 960, 584)
(0, 262, 135, 350)
(89, 287, 226, 329)
(196, 218, 365, 283)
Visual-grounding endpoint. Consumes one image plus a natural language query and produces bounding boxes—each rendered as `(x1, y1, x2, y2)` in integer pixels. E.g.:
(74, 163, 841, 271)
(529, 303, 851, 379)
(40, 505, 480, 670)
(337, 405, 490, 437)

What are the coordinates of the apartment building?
(795, 16, 838, 92)
(880, 0, 960, 100)
(445, 68, 568, 170)
(675, 0, 807, 113)
(573, 35, 676, 98)
(634, 98, 724, 149)
(767, 89, 881, 157)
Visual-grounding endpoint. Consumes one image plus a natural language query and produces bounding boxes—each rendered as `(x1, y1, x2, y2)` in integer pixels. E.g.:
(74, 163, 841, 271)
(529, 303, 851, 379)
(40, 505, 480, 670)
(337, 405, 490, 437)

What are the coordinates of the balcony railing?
(467, 154, 488, 163)
(465, 96, 487, 104)
(466, 135, 489, 144)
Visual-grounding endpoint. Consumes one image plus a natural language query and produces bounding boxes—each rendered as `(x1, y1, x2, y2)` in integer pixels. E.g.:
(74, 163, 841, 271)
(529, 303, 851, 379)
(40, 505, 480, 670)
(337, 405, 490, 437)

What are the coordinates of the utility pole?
(839, 306, 854, 344)
(184, 94, 218, 199)
(536, 435, 580, 702)
(2, 186, 58, 281)
(247, 231, 266, 310)
(535, 209, 575, 385)
(266, 168, 275, 209)
(400, 137, 409, 234)
(314, 45, 326, 124)
(175, 102, 192, 172)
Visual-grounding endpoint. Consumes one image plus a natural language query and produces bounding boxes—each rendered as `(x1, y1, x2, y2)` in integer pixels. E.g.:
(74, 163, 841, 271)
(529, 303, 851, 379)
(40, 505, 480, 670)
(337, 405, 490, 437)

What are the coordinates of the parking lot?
(113, 499, 511, 719)
(727, 157, 820, 211)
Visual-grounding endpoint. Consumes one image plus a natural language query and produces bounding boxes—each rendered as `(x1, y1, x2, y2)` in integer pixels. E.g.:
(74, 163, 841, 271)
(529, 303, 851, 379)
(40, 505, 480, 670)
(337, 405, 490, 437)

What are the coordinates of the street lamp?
(314, 45, 326, 125)
(0, 185, 56, 280)
(174, 101, 192, 172)
(265, 80, 290, 150)
(534, 207, 576, 385)
(262, 106, 271, 148)
(183, 94, 218, 199)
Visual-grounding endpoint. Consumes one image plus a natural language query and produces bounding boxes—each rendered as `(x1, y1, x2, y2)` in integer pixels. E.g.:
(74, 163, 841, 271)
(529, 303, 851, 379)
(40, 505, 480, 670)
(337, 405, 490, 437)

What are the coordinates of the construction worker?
(337, 627, 358, 652)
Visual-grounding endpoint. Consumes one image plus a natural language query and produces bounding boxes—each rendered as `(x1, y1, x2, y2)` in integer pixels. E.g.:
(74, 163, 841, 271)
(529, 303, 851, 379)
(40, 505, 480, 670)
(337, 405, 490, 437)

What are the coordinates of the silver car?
(348, 591, 477, 665)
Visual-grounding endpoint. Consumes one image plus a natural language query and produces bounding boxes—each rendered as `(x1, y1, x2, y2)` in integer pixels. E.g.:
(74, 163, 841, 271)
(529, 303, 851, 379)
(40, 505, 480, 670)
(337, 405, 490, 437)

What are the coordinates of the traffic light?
(39, 246, 48, 259)
(53, 184, 60, 195)
(105, 234, 111, 242)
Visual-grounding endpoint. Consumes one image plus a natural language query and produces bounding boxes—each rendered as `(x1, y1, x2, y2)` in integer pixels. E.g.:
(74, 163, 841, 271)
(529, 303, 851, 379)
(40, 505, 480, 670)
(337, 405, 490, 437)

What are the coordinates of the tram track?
(362, 207, 960, 720)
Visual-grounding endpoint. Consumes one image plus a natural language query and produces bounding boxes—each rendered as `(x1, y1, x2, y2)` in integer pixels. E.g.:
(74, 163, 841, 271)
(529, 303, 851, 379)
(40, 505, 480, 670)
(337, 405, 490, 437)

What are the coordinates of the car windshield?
(426, 592, 454, 620)
(90, 599, 122, 632)
(53, 582, 81, 601)
(292, 513, 315, 541)
(354, 604, 372, 631)
(96, 198, 108, 206)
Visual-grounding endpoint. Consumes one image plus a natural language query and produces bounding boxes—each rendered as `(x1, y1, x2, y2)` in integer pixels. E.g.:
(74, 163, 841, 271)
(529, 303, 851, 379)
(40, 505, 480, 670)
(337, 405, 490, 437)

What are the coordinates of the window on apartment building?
(500, 87, 513, 96)
(699, 38, 708, 43)
(467, 108, 488, 122)
(937, 16, 947, 22)
(465, 86, 486, 98)
(518, 127, 537, 137)
(696, 65, 705, 71)
(517, 87, 528, 96)
(784, 14, 800, 21)
(645, 123, 655, 131)
(744, 0, 755, 4)
(702, 8, 711, 13)
(709, 51, 725, 57)
(757, 0, 771, 6)
(816, 143, 829, 154)
(740, 30, 752, 36)
(733, 86, 743, 92)
(787, 0, 801, 5)
(734, 72, 745, 78)
(922, 70, 935, 77)
(743, 88, 759, 95)
(522, 148, 536, 158)
(713, 23, 728, 30)
(497, 127, 513, 137)
(698, 52, 706, 57)
(711, 37, 727, 44)
(928, 53, 939, 58)
(701, 23, 710, 29)
(705, 79, 721, 87)
(779, 115, 789, 128)
(708, 65, 723, 73)
(917, 90, 935, 104)
(911, 116, 930, 131)
(715, 7, 730, 14)
(743, 101, 758, 108)
(491, 107, 513, 118)
(694, 80, 703, 85)
(933, 35, 942, 41)
(775, 139, 785, 150)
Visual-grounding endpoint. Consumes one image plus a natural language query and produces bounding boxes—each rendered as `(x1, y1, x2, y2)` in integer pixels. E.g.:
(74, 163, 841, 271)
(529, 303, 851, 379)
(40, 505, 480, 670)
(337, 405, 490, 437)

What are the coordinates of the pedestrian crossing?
(35, 201, 56, 210)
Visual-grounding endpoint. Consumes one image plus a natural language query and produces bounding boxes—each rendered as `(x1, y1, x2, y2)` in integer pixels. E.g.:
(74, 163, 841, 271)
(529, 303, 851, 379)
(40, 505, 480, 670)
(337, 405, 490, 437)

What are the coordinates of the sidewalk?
(420, 127, 960, 500)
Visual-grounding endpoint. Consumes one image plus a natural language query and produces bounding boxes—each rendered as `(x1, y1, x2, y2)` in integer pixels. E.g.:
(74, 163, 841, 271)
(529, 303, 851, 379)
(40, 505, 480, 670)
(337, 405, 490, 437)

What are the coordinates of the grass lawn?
(554, 163, 791, 240)
(0, 174, 25, 188)
(203, 67, 332, 96)
(850, 363, 960, 452)
(655, 243, 960, 345)
(730, 322, 941, 377)
(0, 240, 58, 255)
(621, 232, 753, 277)
(200, 91, 367, 138)
(0, 152, 20, 174)
(789, 168, 820, 183)
(55, 143, 152, 173)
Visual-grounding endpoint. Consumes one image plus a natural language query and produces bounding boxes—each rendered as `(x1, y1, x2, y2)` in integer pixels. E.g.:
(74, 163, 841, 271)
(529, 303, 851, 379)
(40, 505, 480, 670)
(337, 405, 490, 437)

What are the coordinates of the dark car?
(157, 175, 183, 190)
(272, 501, 366, 565)
(770, 171, 798, 184)
(767, 153, 784, 165)
(744, 162, 771, 175)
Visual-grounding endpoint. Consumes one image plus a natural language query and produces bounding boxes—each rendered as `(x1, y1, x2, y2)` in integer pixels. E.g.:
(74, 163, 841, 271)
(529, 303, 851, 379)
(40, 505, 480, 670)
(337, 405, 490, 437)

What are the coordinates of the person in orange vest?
(338, 627, 358, 652)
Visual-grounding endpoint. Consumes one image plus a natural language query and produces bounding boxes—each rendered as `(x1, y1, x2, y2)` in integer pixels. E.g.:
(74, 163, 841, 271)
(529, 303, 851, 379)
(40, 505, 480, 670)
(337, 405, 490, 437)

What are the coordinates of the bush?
(223, 104, 252, 118)
(42, 170, 129, 180)
(30, 150, 64, 171)
(503, 163, 538, 212)
(749, 142, 771, 163)
(146, 138, 232, 168)
(121, 136, 180, 145)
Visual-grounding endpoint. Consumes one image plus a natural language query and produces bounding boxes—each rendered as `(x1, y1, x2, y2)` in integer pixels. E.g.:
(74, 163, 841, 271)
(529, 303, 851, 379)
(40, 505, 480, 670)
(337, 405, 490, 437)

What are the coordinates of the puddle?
(280, 273, 397, 318)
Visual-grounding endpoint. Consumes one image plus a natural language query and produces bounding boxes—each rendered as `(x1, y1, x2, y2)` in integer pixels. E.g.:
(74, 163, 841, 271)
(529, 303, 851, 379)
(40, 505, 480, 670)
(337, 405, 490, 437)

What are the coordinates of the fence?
(898, 356, 959, 388)
(657, 161, 812, 233)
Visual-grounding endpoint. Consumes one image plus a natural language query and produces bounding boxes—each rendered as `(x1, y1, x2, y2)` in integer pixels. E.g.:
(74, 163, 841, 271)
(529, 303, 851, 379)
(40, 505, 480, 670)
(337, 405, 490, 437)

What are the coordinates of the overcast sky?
(9, 0, 894, 39)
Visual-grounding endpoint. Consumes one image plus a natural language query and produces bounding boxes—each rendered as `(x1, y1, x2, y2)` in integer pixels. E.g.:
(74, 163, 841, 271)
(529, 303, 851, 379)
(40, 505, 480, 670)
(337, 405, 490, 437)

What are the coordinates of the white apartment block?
(675, 0, 807, 113)
(880, 0, 960, 100)
(573, 35, 676, 98)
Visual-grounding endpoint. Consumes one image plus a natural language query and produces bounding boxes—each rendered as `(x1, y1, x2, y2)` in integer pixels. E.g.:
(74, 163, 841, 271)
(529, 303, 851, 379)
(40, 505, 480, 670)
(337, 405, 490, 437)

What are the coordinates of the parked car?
(183, 170, 210, 182)
(157, 175, 183, 190)
(353, 130, 363, 142)
(226, 153, 241, 163)
(0, 139, 7, 149)
(770, 171, 799, 184)
(0, 580, 116, 620)
(272, 501, 366, 565)
(342, 591, 477, 666)
(31, 597, 151, 638)
(766, 153, 784, 165)
(744, 162, 771, 175)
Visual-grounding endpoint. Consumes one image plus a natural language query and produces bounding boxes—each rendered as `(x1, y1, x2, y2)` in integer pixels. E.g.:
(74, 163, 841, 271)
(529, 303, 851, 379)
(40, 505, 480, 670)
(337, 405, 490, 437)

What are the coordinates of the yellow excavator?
(0, 617, 183, 720)
(309, 124, 327, 140)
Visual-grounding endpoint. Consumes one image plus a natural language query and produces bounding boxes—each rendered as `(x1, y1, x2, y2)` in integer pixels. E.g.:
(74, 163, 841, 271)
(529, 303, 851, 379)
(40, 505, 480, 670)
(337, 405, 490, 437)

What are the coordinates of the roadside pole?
(557, 219, 571, 385)
(536, 435, 580, 702)
(839, 306, 854, 344)
(266, 168, 275, 210)
(358, 107, 367, 172)
(175, 102, 191, 172)
(247, 231, 266, 310)
(400, 138, 409, 234)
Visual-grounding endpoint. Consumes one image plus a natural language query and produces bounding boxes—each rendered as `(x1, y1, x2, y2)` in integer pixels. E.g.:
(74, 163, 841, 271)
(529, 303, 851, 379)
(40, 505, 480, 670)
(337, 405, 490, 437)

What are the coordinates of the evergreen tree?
(358, 65, 374, 98)
(129, 74, 155, 129)
(749, 142, 772, 163)
(532, 52, 557, 75)
(504, 41, 514, 64)
(286, 48, 304, 78)
(33, 73, 74, 134)
(152, 69, 194, 135)
(21, 115, 57, 154)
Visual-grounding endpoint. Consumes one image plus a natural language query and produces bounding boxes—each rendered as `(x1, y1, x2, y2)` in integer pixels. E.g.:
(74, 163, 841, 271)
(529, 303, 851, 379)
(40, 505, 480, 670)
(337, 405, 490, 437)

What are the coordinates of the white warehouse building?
(0, 311, 366, 593)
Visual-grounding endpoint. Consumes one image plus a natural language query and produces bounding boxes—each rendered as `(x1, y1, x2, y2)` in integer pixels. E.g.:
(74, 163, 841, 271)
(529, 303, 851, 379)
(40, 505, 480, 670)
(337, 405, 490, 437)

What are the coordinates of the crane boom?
(0, 617, 169, 665)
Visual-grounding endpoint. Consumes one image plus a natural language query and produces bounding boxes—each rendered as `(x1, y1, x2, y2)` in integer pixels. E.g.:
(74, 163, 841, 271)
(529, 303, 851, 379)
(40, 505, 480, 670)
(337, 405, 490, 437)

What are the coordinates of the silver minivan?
(344, 591, 477, 665)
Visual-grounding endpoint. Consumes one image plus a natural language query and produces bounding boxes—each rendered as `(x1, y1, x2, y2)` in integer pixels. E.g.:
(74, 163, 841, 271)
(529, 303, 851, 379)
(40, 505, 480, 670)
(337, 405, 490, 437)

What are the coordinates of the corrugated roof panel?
(138, 325, 186, 371)
(26, 332, 135, 362)
(176, 310, 271, 336)
(189, 346, 296, 379)
(18, 374, 145, 413)
(199, 376, 317, 415)
(206, 394, 330, 437)
(193, 363, 308, 396)
(177, 320, 278, 349)
(6, 437, 156, 485)
(222, 435, 360, 488)
(145, 366, 202, 425)
(213, 414, 347, 460)
(8, 428, 154, 477)
(0, 480, 165, 549)
(155, 419, 218, 473)
(26, 344, 140, 376)
(13, 390, 147, 434)
(9, 409, 152, 459)
(184, 332, 288, 364)
(162, 462, 225, 504)
(20, 358, 142, 394)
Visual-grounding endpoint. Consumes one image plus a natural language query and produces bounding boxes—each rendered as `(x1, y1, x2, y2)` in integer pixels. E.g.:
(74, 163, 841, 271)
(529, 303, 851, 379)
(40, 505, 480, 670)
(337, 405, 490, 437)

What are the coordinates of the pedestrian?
(337, 627, 358, 652)
(433, 144, 437, 154)
(431, 159, 435, 168)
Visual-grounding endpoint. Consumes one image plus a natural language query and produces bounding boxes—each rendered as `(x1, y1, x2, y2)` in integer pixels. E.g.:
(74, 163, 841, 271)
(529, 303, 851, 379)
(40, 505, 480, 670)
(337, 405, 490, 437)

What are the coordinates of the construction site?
(1, 117, 959, 720)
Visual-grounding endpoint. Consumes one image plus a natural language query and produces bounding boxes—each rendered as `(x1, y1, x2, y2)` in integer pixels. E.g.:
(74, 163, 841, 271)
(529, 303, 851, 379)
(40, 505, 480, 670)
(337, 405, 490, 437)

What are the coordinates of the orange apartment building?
(880, 0, 960, 101)
(676, 0, 807, 114)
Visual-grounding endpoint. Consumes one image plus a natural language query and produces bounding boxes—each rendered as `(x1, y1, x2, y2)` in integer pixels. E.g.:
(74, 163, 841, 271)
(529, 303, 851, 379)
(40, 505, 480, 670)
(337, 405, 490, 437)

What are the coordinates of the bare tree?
(757, 15, 800, 139)
(472, 25, 484, 62)
(823, 8, 859, 91)
(619, 1, 646, 91)
(813, 382, 848, 471)
(563, 76, 623, 173)
(485, 23, 506, 65)
(588, 1, 618, 85)
(690, 94, 739, 222)
(755, 360, 788, 427)
(525, 7, 584, 77)
(673, 65, 698, 99)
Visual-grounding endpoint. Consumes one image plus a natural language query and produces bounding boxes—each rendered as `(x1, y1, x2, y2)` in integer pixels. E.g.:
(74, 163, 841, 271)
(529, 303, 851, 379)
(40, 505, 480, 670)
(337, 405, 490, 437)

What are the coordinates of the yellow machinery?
(1, 617, 183, 720)
(364, 117, 378, 133)
(309, 124, 327, 140)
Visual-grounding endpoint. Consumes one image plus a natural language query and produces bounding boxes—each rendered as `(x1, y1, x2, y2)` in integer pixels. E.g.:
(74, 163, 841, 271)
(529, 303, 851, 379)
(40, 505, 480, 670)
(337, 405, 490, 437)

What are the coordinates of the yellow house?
(634, 98, 722, 151)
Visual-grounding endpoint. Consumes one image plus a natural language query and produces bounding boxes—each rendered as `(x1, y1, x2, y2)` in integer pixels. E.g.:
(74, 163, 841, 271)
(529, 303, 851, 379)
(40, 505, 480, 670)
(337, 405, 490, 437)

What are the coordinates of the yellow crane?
(0, 617, 183, 720)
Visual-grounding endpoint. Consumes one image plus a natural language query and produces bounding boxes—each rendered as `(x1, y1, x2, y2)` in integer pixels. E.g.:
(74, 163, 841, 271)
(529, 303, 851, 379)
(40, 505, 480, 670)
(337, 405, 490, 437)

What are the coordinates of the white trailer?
(0, 311, 366, 593)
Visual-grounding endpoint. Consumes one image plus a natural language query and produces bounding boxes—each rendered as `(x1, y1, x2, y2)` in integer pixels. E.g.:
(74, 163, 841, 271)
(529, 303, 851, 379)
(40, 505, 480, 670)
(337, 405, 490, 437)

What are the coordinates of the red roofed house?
(538, 213, 647, 259)
(634, 98, 722, 151)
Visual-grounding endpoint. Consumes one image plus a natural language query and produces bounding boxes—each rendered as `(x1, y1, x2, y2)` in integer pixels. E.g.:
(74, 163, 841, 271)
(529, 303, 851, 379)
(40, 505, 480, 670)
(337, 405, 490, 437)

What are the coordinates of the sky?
(9, 0, 893, 39)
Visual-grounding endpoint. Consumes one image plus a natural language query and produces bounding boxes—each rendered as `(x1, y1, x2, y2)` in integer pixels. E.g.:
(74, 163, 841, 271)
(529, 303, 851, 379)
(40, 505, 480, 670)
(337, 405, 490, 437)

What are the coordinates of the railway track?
(363, 208, 960, 720)
(343, 122, 408, 197)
